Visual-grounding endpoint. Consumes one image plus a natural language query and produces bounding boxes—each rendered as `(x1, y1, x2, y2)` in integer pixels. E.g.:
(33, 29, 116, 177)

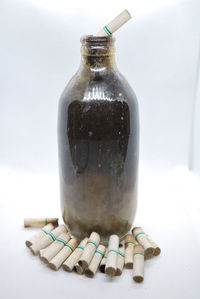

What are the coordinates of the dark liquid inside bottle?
(58, 36, 139, 242)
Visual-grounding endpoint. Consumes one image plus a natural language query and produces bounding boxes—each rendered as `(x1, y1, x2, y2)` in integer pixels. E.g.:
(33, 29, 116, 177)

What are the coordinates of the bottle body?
(58, 36, 139, 242)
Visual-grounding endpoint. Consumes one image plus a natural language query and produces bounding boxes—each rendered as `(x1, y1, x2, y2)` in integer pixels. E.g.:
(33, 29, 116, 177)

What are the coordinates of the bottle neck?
(80, 35, 116, 71)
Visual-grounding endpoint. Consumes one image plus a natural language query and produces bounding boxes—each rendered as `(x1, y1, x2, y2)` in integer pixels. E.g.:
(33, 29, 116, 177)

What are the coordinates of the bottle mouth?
(81, 35, 115, 56)
(81, 35, 115, 44)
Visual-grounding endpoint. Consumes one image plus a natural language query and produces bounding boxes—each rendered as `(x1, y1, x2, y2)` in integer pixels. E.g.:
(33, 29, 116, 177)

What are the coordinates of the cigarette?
(25, 223, 54, 248)
(39, 232, 71, 264)
(24, 218, 58, 228)
(133, 244, 144, 283)
(146, 236, 161, 256)
(105, 234, 119, 276)
(124, 234, 137, 269)
(132, 227, 154, 256)
(49, 238, 78, 270)
(99, 248, 108, 273)
(115, 241, 125, 276)
(62, 237, 89, 272)
(95, 10, 131, 37)
(78, 232, 100, 271)
(85, 245, 106, 278)
(30, 225, 67, 255)
(74, 262, 84, 274)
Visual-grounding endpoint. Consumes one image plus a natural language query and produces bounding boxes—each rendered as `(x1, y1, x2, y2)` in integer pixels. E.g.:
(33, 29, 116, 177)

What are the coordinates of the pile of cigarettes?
(24, 218, 161, 282)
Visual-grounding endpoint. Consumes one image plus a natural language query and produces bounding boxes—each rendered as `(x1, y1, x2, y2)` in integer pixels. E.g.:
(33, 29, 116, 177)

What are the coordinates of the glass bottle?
(58, 35, 139, 242)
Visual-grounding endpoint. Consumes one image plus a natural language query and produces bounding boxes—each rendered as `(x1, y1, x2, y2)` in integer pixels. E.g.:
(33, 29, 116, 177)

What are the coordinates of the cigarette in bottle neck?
(95, 9, 132, 37)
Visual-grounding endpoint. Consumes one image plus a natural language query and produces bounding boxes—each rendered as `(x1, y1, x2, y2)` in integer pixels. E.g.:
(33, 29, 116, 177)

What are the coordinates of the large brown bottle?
(58, 35, 139, 242)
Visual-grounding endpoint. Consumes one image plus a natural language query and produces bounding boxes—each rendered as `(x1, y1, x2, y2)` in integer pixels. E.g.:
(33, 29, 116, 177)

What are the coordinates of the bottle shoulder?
(59, 69, 138, 109)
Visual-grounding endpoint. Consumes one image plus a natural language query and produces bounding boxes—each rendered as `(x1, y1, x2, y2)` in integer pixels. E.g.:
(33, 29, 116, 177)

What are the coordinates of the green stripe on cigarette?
(96, 250, 104, 256)
(48, 232, 56, 241)
(108, 249, 118, 254)
(134, 252, 144, 256)
(56, 238, 67, 246)
(103, 27, 109, 36)
(108, 249, 125, 258)
(45, 218, 48, 225)
(88, 240, 97, 248)
(135, 232, 145, 239)
(41, 229, 48, 235)
(65, 244, 74, 252)
(77, 246, 84, 250)
(104, 26, 112, 35)
(117, 252, 125, 258)
(58, 238, 67, 243)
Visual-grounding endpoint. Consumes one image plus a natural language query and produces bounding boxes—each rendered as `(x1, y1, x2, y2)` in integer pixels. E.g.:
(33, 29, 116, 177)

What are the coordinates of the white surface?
(1, 166, 200, 299)
(190, 42, 200, 173)
(1, 0, 200, 298)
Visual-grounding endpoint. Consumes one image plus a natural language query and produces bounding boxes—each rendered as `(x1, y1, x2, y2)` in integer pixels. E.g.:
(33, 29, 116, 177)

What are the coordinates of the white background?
(1, 0, 200, 298)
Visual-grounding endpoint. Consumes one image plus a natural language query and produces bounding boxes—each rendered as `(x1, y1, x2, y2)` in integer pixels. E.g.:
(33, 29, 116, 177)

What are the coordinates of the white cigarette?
(85, 245, 106, 278)
(49, 238, 78, 270)
(124, 234, 137, 269)
(74, 262, 84, 274)
(99, 248, 108, 273)
(132, 227, 154, 256)
(146, 236, 161, 256)
(95, 10, 131, 37)
(25, 223, 54, 248)
(30, 225, 67, 255)
(62, 237, 89, 272)
(115, 241, 125, 276)
(105, 234, 119, 276)
(78, 232, 100, 271)
(24, 218, 58, 228)
(39, 232, 71, 264)
(133, 244, 144, 283)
